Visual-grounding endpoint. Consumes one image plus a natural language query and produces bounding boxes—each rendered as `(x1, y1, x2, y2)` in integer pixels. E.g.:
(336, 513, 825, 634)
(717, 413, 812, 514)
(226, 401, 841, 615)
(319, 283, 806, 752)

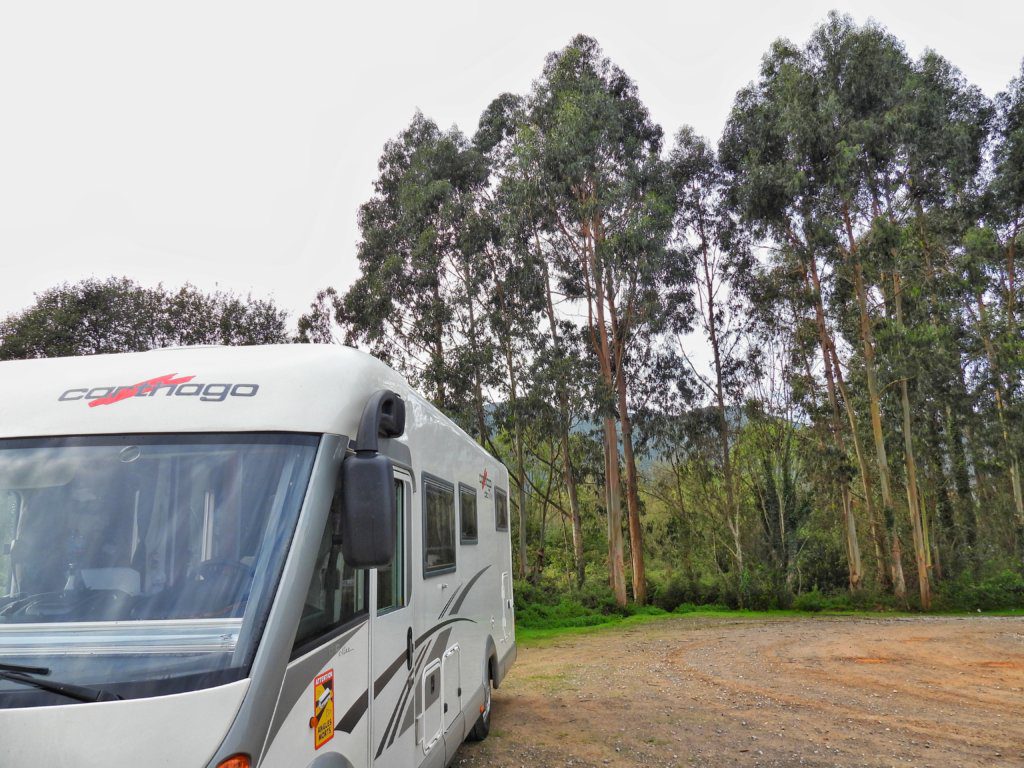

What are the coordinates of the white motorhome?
(0, 344, 516, 768)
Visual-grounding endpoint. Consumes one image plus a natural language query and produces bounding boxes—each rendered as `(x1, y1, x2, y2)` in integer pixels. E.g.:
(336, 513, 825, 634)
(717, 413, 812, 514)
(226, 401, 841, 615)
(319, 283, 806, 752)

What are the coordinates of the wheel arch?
(483, 635, 499, 688)
(305, 753, 354, 768)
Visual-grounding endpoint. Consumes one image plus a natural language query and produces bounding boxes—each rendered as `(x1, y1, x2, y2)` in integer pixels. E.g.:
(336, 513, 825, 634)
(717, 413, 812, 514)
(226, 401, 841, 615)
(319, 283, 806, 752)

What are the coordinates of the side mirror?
(339, 389, 405, 569)
(339, 453, 395, 568)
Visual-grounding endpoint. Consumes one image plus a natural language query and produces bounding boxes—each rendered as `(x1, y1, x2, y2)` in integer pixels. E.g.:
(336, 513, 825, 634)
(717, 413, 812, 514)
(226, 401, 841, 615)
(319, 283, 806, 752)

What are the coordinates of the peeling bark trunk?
(844, 206, 905, 598)
(607, 284, 647, 604)
(804, 249, 865, 589)
(584, 221, 628, 607)
(893, 272, 931, 609)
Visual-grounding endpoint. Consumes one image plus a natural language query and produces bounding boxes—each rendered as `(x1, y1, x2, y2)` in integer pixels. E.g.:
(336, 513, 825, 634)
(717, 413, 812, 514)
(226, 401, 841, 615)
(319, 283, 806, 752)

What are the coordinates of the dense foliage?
(0, 277, 290, 359)
(304, 14, 1024, 612)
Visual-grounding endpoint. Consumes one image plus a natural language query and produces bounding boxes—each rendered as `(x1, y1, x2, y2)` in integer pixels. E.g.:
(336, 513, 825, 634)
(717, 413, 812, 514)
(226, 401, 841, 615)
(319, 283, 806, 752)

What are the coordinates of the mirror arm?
(354, 390, 406, 453)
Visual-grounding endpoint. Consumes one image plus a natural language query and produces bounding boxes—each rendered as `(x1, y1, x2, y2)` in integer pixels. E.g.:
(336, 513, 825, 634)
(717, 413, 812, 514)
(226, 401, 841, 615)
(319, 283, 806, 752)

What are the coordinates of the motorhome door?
(371, 474, 414, 767)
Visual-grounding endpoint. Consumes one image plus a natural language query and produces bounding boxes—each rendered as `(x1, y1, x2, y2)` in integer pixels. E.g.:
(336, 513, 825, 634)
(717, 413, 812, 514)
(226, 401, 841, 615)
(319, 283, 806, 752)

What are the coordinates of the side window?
(423, 477, 455, 576)
(377, 479, 406, 612)
(293, 490, 367, 653)
(495, 488, 509, 531)
(459, 484, 478, 544)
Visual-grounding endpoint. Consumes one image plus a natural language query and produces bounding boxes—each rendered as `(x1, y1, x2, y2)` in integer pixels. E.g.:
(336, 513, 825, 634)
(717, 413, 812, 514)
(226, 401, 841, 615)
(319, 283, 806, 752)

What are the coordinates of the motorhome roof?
(0, 345, 437, 440)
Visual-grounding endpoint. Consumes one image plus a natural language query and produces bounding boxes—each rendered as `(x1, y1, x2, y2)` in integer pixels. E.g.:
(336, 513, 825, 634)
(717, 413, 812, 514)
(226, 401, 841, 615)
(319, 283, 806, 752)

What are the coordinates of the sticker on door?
(312, 669, 335, 749)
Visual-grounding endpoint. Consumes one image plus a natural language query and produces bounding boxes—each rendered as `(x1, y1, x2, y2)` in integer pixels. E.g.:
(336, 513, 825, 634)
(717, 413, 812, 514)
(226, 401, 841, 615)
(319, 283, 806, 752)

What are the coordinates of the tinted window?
(495, 488, 509, 531)
(293, 488, 367, 652)
(423, 478, 455, 575)
(377, 479, 405, 612)
(460, 484, 478, 544)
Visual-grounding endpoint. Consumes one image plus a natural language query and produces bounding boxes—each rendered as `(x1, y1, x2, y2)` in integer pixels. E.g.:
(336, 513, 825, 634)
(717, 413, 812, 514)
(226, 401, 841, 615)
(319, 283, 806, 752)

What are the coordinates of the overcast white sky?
(1, 1, 1021, 326)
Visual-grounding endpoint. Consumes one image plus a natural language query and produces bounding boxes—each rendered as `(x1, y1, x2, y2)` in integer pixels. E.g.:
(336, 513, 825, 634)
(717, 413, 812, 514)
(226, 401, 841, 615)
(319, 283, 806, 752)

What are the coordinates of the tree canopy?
(0, 277, 290, 360)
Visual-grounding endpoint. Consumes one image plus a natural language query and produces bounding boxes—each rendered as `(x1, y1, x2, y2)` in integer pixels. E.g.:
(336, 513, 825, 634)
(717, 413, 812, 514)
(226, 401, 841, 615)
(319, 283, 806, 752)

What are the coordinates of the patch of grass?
(513, 605, 1024, 646)
(510, 575, 1024, 647)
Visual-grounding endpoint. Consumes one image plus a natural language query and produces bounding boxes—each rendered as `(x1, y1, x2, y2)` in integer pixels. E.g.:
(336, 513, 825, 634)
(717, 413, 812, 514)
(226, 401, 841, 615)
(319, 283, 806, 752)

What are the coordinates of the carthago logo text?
(58, 373, 260, 407)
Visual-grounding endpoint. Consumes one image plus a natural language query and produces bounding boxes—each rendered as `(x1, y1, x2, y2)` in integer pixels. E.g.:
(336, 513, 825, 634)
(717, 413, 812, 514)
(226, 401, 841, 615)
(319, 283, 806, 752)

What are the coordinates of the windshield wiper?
(0, 669, 122, 703)
(0, 661, 50, 675)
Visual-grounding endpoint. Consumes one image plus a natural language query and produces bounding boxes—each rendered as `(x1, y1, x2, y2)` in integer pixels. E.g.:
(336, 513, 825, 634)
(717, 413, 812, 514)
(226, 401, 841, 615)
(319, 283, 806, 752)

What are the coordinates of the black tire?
(466, 677, 492, 741)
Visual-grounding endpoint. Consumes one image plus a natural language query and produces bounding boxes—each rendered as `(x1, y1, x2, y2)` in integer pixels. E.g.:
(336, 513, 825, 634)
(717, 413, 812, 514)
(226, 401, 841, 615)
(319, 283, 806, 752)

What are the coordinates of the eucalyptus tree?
(336, 113, 496, 440)
(722, 13, 1001, 605)
(506, 35, 689, 605)
(800, 14, 932, 603)
(667, 127, 774, 586)
(887, 50, 992, 577)
(476, 195, 549, 580)
(719, 23, 887, 593)
(477, 87, 603, 593)
(986, 62, 1024, 545)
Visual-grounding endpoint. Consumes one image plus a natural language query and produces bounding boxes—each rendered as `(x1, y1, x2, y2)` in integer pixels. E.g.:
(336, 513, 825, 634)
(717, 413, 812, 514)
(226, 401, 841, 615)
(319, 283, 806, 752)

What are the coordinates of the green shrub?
(650, 572, 689, 612)
(577, 581, 629, 615)
(937, 569, 1024, 611)
(648, 572, 730, 611)
(793, 588, 862, 612)
(794, 588, 827, 612)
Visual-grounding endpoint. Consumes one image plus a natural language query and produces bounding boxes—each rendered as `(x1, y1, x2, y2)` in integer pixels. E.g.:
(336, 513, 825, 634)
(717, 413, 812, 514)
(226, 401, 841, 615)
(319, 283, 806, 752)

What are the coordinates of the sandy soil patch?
(454, 615, 1024, 767)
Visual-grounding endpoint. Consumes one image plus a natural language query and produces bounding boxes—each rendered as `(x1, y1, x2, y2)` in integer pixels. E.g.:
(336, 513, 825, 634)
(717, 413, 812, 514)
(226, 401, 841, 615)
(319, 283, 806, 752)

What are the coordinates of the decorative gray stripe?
(265, 621, 366, 748)
(437, 584, 463, 619)
(374, 649, 408, 698)
(415, 617, 474, 648)
(450, 565, 490, 615)
(337, 688, 369, 733)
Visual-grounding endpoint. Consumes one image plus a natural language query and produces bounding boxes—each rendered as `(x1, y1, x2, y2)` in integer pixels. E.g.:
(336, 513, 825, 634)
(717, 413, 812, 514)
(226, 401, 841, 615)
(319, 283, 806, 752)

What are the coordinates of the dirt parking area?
(454, 615, 1024, 768)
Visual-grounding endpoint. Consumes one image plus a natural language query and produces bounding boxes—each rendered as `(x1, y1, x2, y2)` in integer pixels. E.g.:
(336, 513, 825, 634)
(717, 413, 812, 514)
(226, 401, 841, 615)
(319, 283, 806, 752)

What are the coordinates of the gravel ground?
(453, 615, 1024, 768)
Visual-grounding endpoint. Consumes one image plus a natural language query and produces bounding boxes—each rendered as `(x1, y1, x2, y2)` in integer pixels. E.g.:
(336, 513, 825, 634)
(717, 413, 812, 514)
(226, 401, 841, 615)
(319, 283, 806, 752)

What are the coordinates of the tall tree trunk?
(583, 222, 628, 607)
(497, 313, 529, 580)
(947, 404, 979, 568)
(430, 280, 447, 410)
(463, 266, 489, 446)
(843, 206, 906, 598)
(606, 283, 647, 604)
(804, 248, 866, 589)
(893, 272, 932, 609)
(600, 416, 628, 606)
(531, 452, 557, 584)
(926, 410, 958, 575)
(515, 434, 528, 581)
(1006, 231, 1023, 552)
(540, 255, 586, 588)
(912, 206, 970, 576)
(563, 440, 585, 589)
(698, 231, 744, 587)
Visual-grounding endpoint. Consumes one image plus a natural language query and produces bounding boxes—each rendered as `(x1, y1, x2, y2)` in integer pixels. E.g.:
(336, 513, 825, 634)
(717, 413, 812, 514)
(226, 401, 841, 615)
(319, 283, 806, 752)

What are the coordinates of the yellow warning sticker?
(313, 669, 335, 749)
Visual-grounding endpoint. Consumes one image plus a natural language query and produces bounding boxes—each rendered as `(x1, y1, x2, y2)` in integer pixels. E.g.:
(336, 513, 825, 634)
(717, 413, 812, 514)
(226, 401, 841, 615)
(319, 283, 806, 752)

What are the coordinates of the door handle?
(406, 627, 413, 671)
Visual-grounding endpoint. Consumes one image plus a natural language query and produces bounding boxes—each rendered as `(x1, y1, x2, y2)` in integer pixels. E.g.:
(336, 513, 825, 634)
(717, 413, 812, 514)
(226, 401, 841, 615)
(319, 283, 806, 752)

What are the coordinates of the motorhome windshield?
(0, 433, 317, 707)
